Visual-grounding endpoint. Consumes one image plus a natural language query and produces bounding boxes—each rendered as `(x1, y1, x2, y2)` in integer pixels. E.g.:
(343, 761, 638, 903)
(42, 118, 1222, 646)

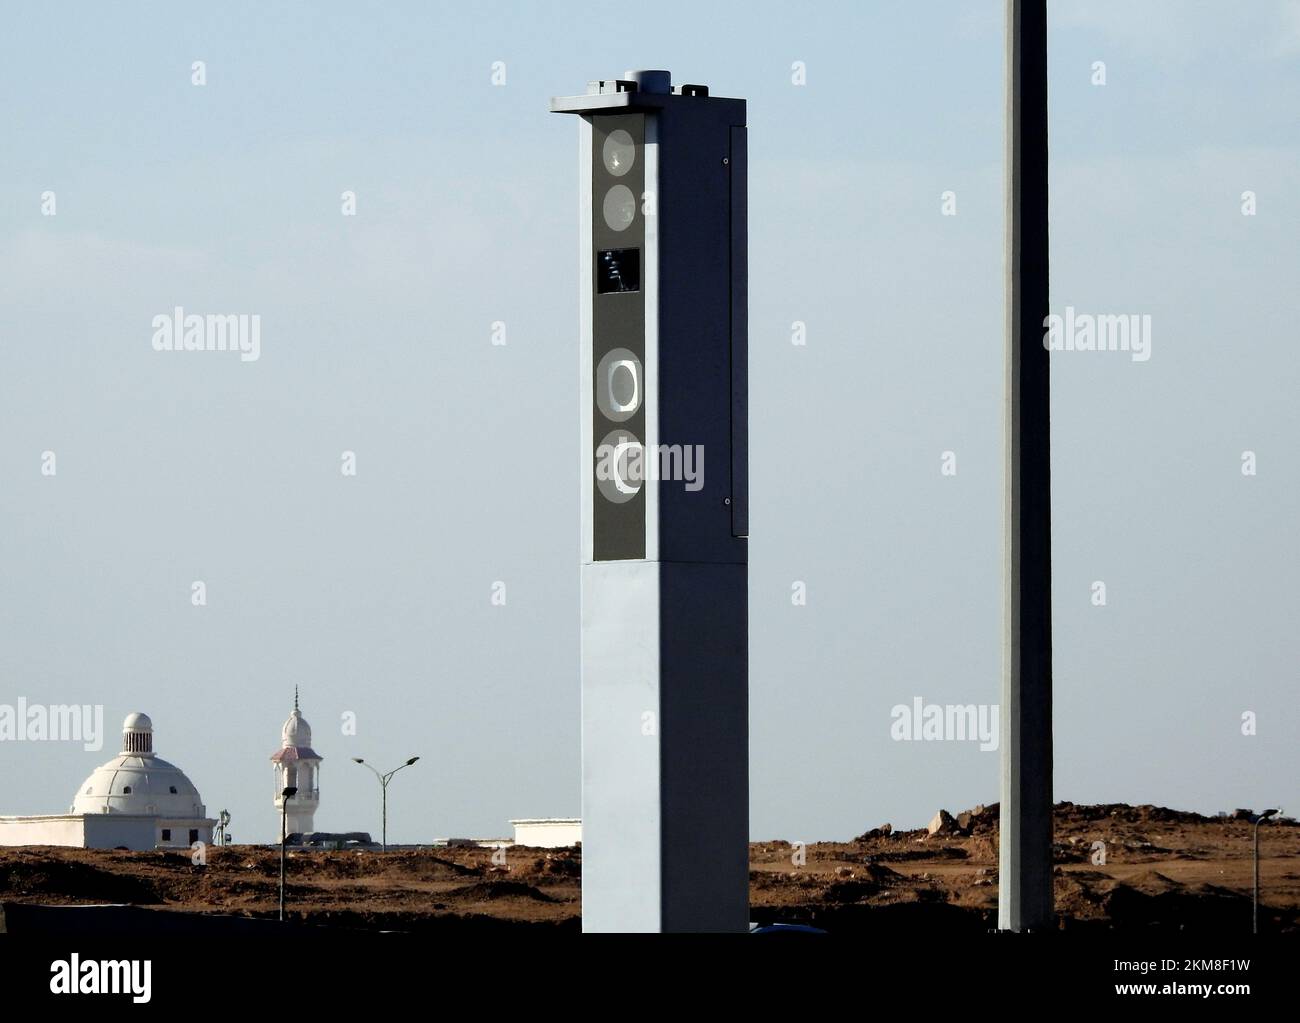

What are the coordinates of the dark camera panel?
(597, 248, 640, 294)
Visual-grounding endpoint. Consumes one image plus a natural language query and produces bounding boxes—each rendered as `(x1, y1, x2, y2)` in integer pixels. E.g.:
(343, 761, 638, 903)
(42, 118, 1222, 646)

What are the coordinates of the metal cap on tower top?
(552, 74, 739, 115)
(625, 69, 671, 94)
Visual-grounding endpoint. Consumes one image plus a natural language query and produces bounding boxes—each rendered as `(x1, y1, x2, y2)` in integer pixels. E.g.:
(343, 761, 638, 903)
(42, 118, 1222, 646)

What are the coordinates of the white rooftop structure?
(510, 818, 582, 848)
(0, 712, 215, 851)
(71, 712, 207, 819)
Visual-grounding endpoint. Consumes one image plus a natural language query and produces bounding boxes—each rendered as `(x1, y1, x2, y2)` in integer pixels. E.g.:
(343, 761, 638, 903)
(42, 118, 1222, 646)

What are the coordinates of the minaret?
(271, 687, 322, 839)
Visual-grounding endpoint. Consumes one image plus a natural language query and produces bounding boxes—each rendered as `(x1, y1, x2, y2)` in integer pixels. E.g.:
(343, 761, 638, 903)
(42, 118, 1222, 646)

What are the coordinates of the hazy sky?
(1, 1, 1296, 844)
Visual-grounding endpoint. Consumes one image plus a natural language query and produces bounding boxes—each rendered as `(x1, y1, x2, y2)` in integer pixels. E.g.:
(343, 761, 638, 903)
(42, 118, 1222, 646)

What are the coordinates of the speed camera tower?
(553, 70, 748, 932)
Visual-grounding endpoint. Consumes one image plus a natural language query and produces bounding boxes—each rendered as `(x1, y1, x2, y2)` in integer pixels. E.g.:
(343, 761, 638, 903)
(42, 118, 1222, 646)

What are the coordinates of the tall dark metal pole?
(1000, 0, 1054, 932)
(1254, 819, 1261, 934)
(279, 786, 295, 922)
(279, 802, 287, 921)
(1254, 809, 1278, 933)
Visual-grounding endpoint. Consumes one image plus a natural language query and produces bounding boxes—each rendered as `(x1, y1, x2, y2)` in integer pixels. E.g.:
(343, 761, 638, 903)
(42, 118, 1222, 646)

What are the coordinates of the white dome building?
(72, 712, 208, 820)
(0, 712, 215, 851)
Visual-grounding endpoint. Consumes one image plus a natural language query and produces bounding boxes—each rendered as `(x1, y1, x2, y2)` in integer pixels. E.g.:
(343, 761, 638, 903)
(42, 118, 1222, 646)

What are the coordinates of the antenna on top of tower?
(294, 685, 299, 712)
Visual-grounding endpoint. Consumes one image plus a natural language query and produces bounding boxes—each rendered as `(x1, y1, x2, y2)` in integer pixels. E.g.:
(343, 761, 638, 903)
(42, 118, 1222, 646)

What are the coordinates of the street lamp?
(279, 785, 297, 922)
(353, 756, 420, 852)
(1253, 808, 1278, 934)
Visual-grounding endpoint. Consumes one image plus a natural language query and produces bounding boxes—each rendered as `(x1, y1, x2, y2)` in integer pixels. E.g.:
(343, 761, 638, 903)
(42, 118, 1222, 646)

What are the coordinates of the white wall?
(0, 815, 87, 847)
(151, 819, 214, 850)
(0, 814, 208, 851)
(79, 815, 160, 851)
(512, 820, 582, 849)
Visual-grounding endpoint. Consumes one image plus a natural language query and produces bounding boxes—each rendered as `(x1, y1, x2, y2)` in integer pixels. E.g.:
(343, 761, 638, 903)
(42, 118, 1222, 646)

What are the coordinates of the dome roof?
(282, 707, 311, 748)
(273, 688, 320, 761)
(70, 712, 206, 818)
(71, 754, 206, 817)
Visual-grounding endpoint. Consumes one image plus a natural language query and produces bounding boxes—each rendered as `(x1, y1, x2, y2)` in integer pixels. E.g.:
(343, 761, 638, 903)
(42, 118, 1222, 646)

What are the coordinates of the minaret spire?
(273, 689, 321, 841)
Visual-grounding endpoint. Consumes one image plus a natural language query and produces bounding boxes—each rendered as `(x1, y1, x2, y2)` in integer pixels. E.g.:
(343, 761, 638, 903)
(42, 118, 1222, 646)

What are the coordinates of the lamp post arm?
(383, 760, 418, 785)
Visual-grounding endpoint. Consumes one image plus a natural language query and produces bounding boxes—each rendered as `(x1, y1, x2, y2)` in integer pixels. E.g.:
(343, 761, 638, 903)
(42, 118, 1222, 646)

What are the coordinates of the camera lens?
(602, 185, 636, 232)
(602, 129, 636, 176)
(596, 429, 644, 504)
(595, 348, 642, 422)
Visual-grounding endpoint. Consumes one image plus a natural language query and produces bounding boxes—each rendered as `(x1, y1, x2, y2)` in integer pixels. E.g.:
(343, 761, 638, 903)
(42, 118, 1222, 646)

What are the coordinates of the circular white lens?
(596, 429, 644, 504)
(602, 185, 636, 232)
(602, 129, 636, 176)
(595, 348, 642, 422)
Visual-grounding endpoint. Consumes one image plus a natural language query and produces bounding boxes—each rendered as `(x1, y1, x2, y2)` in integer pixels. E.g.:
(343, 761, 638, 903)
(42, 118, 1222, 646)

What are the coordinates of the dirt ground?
(751, 801, 1300, 934)
(1, 802, 1295, 933)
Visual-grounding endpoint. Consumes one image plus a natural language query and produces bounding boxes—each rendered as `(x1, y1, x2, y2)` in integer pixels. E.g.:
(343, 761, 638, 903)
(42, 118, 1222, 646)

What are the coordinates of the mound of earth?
(1, 802, 1295, 933)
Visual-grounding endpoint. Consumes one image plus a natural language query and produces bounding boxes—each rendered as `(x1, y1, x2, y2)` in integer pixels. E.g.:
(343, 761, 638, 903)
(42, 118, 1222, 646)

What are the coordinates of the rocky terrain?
(1, 802, 1295, 933)
(750, 801, 1299, 933)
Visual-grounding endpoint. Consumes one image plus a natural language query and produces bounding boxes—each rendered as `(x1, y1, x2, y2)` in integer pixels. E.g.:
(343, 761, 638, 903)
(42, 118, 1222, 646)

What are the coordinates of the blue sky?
(1, 1, 1296, 842)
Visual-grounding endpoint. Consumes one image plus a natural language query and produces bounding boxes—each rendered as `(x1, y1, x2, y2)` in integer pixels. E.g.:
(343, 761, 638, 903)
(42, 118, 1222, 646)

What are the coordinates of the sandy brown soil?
(752, 802, 1300, 934)
(1, 802, 1295, 933)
